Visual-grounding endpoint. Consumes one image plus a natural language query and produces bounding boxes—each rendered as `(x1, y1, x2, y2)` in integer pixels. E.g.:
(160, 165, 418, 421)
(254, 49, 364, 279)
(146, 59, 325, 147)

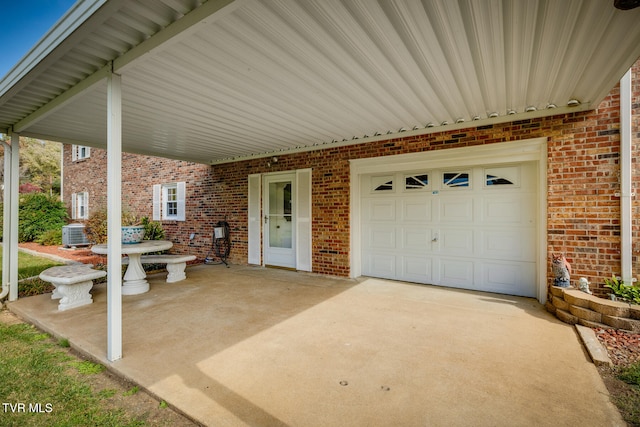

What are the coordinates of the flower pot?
(121, 226, 145, 244)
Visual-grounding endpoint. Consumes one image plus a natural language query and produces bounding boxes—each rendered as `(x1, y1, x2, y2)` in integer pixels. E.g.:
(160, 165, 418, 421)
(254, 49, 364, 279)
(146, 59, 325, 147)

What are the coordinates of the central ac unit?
(62, 224, 90, 247)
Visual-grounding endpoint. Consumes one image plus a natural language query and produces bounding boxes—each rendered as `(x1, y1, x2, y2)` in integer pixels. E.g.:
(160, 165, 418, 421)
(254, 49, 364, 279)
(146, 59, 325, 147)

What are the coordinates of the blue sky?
(0, 0, 77, 79)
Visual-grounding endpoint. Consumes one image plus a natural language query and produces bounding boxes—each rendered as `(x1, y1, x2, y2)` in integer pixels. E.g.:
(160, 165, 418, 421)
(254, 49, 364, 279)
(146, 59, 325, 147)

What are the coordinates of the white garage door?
(361, 162, 537, 297)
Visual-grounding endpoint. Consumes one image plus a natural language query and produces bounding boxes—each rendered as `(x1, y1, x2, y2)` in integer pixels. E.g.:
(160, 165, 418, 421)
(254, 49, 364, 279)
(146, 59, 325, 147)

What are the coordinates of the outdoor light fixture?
(426, 122, 435, 128)
(489, 112, 499, 118)
(472, 115, 481, 121)
(455, 118, 465, 123)
(441, 120, 449, 126)
(507, 109, 516, 115)
(546, 103, 557, 109)
(614, 0, 640, 10)
(567, 99, 580, 107)
(525, 106, 537, 112)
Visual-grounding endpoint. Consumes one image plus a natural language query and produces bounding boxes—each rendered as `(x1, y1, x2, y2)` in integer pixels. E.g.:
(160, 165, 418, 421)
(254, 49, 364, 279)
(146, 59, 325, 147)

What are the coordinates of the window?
(71, 192, 89, 219)
(165, 185, 178, 217)
(153, 182, 185, 221)
(442, 172, 470, 188)
(405, 174, 429, 190)
(72, 145, 90, 161)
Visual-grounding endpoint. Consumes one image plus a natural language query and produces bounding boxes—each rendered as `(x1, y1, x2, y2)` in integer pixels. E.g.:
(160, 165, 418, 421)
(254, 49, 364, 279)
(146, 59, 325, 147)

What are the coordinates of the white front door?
(264, 173, 296, 268)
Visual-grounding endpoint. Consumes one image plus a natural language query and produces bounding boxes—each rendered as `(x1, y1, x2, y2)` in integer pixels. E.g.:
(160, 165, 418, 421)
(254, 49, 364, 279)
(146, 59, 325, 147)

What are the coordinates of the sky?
(0, 0, 77, 79)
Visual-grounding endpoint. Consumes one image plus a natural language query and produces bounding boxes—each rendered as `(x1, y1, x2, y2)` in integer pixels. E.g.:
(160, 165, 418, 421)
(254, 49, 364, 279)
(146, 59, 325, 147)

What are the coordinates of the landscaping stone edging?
(546, 286, 640, 332)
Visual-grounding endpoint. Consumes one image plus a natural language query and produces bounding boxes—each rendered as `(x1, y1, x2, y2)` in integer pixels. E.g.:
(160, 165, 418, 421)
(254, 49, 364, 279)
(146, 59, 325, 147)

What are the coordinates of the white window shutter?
(71, 145, 77, 162)
(85, 146, 90, 158)
(176, 182, 186, 221)
(248, 174, 261, 265)
(71, 193, 77, 219)
(83, 192, 89, 219)
(295, 169, 312, 272)
(152, 184, 161, 220)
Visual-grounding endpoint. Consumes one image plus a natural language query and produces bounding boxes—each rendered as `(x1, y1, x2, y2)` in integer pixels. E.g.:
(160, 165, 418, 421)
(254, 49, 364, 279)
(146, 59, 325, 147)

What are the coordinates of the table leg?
(122, 253, 149, 295)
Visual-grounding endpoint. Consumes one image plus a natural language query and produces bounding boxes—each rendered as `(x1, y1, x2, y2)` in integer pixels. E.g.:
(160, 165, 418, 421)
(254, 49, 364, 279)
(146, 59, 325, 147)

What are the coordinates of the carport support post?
(106, 70, 123, 361)
(1, 133, 19, 301)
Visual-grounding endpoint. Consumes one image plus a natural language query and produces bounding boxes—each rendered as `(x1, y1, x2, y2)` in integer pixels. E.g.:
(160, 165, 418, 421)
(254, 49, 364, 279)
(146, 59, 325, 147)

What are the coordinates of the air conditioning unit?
(62, 224, 90, 248)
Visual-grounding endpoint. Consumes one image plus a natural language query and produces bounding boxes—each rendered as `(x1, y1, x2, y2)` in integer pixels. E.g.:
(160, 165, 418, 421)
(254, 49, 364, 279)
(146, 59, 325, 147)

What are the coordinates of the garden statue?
(551, 253, 571, 288)
(578, 277, 592, 294)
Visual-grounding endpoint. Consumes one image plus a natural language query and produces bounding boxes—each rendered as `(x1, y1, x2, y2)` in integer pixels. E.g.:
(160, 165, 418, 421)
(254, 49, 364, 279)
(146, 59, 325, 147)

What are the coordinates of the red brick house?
(61, 58, 640, 301)
(4, 1, 640, 359)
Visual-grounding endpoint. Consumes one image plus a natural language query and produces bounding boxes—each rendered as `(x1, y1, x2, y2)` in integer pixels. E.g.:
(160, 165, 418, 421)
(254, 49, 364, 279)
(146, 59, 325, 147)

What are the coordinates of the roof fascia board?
(14, 65, 111, 133)
(19, 132, 102, 148)
(0, 0, 121, 101)
(114, 0, 242, 73)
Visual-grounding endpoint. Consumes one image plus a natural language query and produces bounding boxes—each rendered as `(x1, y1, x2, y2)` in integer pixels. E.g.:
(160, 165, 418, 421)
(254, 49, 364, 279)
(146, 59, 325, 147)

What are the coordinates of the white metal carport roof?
(2, 0, 640, 164)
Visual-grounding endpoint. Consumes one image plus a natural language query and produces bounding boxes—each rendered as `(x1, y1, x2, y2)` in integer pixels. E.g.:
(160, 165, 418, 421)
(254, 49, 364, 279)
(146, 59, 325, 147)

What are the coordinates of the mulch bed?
(19, 242, 107, 266)
(595, 328, 640, 367)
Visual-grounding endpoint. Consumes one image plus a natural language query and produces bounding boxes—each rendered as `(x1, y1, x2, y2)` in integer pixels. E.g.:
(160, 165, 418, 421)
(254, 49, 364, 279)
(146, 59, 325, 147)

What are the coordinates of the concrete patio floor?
(9, 264, 623, 426)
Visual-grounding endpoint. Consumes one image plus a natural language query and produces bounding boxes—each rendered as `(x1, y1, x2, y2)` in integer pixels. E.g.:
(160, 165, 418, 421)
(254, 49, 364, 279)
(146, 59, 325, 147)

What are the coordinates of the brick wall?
(63, 60, 640, 297)
(63, 149, 216, 255)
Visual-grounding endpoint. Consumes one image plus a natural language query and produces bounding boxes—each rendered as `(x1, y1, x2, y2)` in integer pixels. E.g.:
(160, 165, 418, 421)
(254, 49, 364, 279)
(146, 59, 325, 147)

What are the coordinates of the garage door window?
(442, 172, 470, 188)
(485, 166, 520, 187)
(405, 174, 429, 190)
(372, 176, 394, 192)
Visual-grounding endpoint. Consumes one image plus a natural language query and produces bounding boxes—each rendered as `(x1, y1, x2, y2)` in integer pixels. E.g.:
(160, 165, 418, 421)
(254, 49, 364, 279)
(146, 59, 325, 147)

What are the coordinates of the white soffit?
(2, 0, 640, 164)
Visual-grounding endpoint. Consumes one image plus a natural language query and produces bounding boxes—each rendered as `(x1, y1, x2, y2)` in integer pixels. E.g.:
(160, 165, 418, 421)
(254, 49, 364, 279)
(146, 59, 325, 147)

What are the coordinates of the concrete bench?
(39, 264, 106, 311)
(122, 254, 196, 283)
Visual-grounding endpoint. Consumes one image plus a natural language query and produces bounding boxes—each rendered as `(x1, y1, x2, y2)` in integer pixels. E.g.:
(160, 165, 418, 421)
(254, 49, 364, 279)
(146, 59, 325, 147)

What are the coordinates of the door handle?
(264, 215, 269, 224)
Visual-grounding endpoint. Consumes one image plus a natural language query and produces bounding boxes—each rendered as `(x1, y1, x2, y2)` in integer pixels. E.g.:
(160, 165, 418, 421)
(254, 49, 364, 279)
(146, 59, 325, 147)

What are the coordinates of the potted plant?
(121, 210, 144, 244)
(85, 209, 146, 244)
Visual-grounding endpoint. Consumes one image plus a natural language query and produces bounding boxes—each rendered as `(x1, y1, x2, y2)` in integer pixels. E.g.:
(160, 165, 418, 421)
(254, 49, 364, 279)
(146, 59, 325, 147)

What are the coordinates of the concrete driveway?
(9, 264, 623, 426)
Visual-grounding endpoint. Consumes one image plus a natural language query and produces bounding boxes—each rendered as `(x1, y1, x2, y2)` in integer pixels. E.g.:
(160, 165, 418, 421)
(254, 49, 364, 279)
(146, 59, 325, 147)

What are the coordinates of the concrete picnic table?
(91, 240, 173, 295)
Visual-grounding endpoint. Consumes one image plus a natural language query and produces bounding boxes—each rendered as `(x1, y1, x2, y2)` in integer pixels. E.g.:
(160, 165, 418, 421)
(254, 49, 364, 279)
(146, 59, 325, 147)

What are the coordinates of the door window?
(268, 181, 293, 249)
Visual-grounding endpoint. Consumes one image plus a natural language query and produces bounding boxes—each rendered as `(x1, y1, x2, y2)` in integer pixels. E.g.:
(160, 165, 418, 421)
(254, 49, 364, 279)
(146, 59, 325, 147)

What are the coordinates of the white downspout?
(1, 138, 11, 300)
(60, 144, 64, 202)
(620, 69, 634, 285)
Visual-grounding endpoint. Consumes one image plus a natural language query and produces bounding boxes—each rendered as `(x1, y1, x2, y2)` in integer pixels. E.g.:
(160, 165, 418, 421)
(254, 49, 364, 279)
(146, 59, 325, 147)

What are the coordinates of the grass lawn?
(0, 321, 147, 426)
(0, 250, 194, 426)
(0, 250, 64, 297)
(0, 250, 64, 279)
(609, 363, 640, 426)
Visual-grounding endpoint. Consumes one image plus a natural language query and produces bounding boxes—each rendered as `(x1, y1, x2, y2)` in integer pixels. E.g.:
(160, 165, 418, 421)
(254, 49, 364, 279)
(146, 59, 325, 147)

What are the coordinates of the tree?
(19, 137, 62, 196)
(0, 136, 62, 197)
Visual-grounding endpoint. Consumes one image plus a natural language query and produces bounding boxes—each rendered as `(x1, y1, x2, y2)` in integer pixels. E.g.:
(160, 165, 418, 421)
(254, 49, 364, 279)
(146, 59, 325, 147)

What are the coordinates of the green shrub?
(36, 228, 63, 245)
(605, 275, 640, 304)
(85, 209, 108, 244)
(142, 216, 165, 240)
(18, 193, 68, 242)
